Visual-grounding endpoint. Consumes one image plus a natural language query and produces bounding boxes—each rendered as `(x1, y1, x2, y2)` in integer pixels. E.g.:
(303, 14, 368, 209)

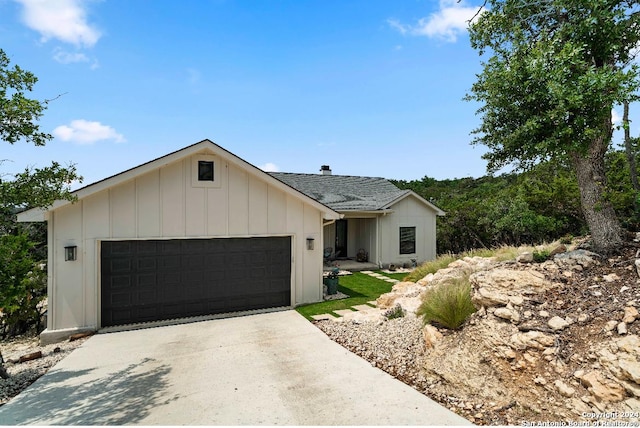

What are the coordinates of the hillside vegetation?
(392, 151, 640, 254)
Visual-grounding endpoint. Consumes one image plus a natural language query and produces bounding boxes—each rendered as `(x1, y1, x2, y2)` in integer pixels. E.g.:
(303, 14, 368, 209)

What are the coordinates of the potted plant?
(323, 267, 339, 295)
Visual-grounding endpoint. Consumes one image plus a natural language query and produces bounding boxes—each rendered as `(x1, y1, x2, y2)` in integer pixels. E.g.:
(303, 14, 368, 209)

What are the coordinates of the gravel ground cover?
(0, 335, 88, 406)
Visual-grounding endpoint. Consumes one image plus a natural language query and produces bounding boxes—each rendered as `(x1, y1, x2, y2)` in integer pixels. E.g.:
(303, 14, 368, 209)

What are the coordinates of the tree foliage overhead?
(467, 0, 640, 170)
(466, 0, 640, 253)
(0, 49, 51, 146)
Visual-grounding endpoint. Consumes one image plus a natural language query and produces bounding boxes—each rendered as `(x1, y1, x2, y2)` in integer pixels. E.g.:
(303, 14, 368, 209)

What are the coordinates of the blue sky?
(1, 0, 637, 187)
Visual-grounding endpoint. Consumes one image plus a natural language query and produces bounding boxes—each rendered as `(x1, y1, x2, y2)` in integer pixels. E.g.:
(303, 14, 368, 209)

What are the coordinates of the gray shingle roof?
(269, 172, 410, 211)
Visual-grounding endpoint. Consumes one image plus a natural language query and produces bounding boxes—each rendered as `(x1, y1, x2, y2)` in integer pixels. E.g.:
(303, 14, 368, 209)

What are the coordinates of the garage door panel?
(108, 259, 132, 274)
(158, 255, 180, 270)
(101, 237, 292, 327)
(137, 273, 157, 287)
(105, 242, 132, 256)
(137, 257, 157, 270)
(109, 275, 131, 289)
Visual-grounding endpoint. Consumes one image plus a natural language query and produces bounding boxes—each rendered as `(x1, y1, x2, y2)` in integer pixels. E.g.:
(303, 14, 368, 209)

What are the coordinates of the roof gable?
(18, 140, 341, 222)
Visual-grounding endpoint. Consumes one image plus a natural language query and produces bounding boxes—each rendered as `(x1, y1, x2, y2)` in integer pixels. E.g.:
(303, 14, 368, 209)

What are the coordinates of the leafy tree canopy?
(465, 0, 640, 253)
(467, 0, 640, 172)
(0, 49, 51, 146)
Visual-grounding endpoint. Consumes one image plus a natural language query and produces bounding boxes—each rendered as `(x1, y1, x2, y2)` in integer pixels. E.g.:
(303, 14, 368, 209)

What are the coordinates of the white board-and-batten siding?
(378, 195, 438, 266)
(49, 151, 325, 332)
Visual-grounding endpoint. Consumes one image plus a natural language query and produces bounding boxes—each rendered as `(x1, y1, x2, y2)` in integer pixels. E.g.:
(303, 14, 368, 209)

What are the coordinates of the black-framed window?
(198, 161, 214, 181)
(399, 227, 416, 254)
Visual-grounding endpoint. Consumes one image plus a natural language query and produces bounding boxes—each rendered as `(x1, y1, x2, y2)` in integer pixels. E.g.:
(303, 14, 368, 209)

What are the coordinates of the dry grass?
(416, 276, 476, 330)
(403, 242, 561, 283)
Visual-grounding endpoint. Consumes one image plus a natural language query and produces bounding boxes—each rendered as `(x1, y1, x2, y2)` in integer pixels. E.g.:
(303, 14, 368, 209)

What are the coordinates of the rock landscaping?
(316, 237, 640, 425)
(0, 334, 89, 406)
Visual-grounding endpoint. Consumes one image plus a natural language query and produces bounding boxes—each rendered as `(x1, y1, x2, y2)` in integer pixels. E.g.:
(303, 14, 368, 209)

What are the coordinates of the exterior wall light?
(306, 238, 315, 251)
(64, 245, 77, 261)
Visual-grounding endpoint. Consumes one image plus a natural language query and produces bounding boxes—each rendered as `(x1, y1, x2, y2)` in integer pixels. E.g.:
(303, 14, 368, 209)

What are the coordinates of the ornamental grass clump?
(417, 276, 477, 330)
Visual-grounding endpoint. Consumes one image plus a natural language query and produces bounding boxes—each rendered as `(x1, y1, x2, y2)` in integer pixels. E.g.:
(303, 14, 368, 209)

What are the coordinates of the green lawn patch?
(296, 272, 394, 320)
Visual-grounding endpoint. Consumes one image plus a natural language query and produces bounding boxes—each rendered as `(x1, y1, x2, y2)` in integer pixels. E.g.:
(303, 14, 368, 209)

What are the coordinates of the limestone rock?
(494, 307, 521, 323)
(618, 358, 640, 384)
(624, 397, 640, 412)
(555, 380, 576, 398)
(623, 306, 639, 324)
(554, 250, 601, 271)
(534, 376, 547, 385)
(617, 335, 640, 357)
(510, 331, 555, 351)
(416, 273, 434, 286)
(605, 320, 619, 332)
(621, 380, 640, 398)
(471, 268, 551, 309)
(473, 287, 510, 307)
(636, 259, 640, 278)
(548, 316, 570, 331)
(517, 252, 534, 263)
(618, 322, 628, 335)
(604, 273, 620, 282)
(423, 324, 443, 348)
(376, 282, 425, 310)
(580, 371, 626, 403)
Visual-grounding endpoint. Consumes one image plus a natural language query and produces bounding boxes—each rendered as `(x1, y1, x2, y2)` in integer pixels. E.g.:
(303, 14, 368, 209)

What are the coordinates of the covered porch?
(323, 212, 385, 271)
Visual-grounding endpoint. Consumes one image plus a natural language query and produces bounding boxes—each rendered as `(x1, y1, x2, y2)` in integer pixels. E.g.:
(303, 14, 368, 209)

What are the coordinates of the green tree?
(0, 48, 81, 336)
(467, 0, 640, 253)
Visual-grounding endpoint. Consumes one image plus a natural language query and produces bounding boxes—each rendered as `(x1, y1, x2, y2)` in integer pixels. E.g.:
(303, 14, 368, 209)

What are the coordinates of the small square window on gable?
(192, 155, 221, 188)
(198, 161, 214, 181)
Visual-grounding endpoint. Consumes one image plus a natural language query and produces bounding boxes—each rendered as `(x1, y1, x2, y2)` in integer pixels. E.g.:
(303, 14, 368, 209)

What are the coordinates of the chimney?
(320, 165, 332, 175)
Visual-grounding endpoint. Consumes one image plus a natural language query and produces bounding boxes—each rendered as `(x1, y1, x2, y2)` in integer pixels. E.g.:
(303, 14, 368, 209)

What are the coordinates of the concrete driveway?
(0, 310, 470, 425)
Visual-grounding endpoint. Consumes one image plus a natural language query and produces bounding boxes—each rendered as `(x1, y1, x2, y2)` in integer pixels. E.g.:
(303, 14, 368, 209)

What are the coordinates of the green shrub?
(532, 249, 551, 263)
(416, 277, 477, 330)
(0, 233, 47, 338)
(560, 235, 573, 245)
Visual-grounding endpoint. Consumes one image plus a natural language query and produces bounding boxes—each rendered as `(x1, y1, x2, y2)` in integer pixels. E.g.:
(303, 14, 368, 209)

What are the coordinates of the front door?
(335, 219, 347, 258)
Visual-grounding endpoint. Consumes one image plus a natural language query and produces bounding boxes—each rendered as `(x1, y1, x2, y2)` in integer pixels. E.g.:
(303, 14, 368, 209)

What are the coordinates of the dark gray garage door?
(101, 237, 292, 327)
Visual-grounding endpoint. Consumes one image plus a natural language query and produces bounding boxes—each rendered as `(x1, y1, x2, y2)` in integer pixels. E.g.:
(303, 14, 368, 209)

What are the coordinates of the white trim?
(384, 191, 446, 216)
(191, 155, 221, 188)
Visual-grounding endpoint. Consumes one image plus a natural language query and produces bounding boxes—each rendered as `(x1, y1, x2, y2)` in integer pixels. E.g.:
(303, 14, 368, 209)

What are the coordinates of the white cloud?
(51, 47, 98, 67)
(53, 120, 126, 145)
(14, 0, 101, 47)
(53, 49, 88, 64)
(387, 18, 408, 35)
(389, 0, 482, 43)
(259, 162, 280, 172)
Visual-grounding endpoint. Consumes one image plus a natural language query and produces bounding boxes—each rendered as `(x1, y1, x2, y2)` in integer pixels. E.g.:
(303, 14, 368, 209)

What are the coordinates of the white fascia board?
(339, 210, 394, 219)
(385, 191, 446, 216)
(19, 139, 342, 222)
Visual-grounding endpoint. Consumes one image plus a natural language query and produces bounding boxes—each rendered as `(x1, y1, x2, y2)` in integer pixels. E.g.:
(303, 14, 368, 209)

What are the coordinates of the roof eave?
(17, 139, 342, 222)
(384, 190, 446, 216)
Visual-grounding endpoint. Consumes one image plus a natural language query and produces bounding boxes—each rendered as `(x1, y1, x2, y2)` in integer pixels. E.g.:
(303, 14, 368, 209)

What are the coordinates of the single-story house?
(18, 140, 443, 344)
(18, 140, 341, 344)
(270, 167, 445, 269)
